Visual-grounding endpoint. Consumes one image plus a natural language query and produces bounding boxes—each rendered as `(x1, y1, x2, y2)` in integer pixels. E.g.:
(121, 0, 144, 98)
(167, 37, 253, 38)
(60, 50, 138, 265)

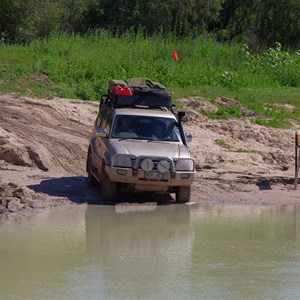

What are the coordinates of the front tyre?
(101, 170, 117, 204)
(176, 186, 191, 203)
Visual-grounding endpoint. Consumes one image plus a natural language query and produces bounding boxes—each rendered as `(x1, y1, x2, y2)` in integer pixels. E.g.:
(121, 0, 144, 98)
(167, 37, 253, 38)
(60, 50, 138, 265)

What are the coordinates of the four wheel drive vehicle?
(86, 78, 195, 203)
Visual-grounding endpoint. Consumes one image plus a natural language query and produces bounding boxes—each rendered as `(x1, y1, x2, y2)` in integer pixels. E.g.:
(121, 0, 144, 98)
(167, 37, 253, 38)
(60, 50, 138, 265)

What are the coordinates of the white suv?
(86, 79, 195, 203)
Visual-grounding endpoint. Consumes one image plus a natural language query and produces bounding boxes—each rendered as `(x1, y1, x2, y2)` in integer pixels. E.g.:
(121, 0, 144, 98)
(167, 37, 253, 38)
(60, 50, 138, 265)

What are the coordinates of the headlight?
(175, 159, 194, 171)
(114, 154, 132, 168)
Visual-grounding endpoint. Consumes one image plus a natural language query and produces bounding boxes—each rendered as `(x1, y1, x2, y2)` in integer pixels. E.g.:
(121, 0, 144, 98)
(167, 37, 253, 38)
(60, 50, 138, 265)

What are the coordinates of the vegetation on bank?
(0, 32, 299, 128)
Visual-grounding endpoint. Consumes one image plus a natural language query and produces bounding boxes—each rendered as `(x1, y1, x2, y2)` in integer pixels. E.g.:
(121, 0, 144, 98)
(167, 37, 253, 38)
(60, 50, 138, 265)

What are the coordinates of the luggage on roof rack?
(106, 78, 172, 109)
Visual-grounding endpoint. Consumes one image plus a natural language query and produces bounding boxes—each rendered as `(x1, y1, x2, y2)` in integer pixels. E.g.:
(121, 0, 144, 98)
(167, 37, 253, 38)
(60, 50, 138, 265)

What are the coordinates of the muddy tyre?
(87, 153, 98, 186)
(176, 186, 191, 203)
(101, 170, 117, 203)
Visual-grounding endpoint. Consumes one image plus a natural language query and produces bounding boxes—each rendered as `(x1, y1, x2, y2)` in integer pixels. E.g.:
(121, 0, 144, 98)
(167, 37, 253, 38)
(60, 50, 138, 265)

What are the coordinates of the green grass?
(0, 31, 299, 128)
(225, 148, 261, 154)
(214, 139, 261, 154)
(214, 139, 229, 148)
(172, 86, 300, 128)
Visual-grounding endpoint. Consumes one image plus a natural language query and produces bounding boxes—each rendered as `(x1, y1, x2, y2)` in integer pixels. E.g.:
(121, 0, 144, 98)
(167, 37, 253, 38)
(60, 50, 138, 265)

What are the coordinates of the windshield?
(111, 115, 182, 142)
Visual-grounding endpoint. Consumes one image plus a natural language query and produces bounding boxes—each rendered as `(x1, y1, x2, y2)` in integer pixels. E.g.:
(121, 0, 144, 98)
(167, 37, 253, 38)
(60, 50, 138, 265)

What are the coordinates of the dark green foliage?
(0, 0, 27, 42)
(254, 0, 300, 50)
(217, 0, 300, 50)
(0, 0, 299, 49)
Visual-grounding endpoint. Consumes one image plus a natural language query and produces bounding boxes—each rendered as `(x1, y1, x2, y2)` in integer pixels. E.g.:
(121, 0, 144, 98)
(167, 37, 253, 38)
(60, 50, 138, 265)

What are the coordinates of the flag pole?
(172, 60, 175, 84)
(172, 50, 178, 85)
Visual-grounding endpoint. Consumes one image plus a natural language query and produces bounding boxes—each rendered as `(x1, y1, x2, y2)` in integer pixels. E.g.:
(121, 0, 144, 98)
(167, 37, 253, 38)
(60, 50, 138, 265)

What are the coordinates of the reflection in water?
(84, 204, 193, 299)
(0, 204, 300, 300)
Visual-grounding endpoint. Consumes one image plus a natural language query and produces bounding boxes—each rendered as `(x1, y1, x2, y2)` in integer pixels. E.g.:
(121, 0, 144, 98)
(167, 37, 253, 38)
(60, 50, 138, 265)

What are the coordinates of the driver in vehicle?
(116, 117, 135, 133)
(152, 124, 166, 139)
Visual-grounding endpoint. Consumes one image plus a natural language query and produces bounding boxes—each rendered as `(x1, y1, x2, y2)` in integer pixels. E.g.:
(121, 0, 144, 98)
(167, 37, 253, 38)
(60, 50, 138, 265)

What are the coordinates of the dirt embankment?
(0, 94, 299, 214)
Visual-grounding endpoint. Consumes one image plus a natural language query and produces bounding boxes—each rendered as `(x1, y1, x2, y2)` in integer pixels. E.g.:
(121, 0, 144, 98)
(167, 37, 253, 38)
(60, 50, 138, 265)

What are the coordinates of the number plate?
(144, 171, 164, 180)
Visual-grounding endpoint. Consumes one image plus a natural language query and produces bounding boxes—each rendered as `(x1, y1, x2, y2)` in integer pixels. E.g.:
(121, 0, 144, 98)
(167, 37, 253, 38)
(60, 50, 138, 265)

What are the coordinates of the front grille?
(130, 158, 136, 167)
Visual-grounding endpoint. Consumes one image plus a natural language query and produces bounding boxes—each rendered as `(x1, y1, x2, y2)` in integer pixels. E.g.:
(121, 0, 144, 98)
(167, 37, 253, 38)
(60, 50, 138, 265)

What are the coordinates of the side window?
(99, 107, 109, 128)
(96, 115, 101, 128)
(96, 106, 106, 128)
(105, 112, 113, 134)
(97, 106, 109, 127)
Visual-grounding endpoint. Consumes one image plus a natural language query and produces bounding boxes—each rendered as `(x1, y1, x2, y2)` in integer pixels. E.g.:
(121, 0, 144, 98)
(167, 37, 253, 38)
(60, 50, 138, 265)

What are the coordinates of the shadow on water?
(27, 176, 175, 205)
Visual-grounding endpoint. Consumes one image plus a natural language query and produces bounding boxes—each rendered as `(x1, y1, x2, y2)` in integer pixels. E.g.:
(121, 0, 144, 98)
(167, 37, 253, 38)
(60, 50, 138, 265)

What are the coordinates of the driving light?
(141, 158, 154, 171)
(157, 160, 170, 173)
(114, 154, 132, 168)
(175, 159, 194, 171)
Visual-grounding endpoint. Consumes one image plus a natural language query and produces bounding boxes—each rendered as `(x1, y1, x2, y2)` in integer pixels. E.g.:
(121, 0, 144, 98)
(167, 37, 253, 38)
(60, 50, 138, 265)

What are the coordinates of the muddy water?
(1, 204, 300, 300)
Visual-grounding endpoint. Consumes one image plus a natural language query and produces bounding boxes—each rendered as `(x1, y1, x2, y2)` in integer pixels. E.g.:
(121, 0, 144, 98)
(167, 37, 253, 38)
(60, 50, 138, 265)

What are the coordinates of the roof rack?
(101, 78, 173, 110)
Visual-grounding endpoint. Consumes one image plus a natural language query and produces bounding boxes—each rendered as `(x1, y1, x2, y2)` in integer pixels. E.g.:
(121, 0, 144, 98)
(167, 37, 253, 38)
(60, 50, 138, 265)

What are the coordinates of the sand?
(0, 94, 299, 214)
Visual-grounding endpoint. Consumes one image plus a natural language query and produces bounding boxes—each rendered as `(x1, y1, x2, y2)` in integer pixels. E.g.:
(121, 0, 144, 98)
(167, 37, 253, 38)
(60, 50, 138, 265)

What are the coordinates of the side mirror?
(185, 133, 192, 143)
(96, 127, 108, 138)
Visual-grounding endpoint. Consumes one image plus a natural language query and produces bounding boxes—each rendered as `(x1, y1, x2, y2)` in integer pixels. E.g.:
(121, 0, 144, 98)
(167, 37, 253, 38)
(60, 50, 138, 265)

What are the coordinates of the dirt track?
(0, 94, 299, 214)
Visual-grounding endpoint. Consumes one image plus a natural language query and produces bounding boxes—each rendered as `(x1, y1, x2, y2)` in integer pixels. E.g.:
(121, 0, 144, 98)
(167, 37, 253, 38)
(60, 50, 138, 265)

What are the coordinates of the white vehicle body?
(86, 83, 195, 203)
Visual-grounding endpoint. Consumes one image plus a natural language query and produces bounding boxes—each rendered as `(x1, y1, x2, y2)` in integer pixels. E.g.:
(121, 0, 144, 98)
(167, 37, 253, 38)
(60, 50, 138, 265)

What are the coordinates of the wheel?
(87, 153, 98, 186)
(100, 170, 117, 203)
(176, 186, 191, 203)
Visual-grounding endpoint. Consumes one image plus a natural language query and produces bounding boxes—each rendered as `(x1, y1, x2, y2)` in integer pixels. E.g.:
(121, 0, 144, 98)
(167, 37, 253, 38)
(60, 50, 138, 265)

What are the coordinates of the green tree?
(0, 0, 27, 42)
(255, 0, 300, 49)
(218, 0, 256, 41)
(218, 0, 300, 49)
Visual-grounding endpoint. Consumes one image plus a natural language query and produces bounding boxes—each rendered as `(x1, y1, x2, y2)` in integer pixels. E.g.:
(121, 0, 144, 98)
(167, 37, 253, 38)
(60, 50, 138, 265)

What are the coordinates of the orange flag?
(173, 50, 179, 61)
